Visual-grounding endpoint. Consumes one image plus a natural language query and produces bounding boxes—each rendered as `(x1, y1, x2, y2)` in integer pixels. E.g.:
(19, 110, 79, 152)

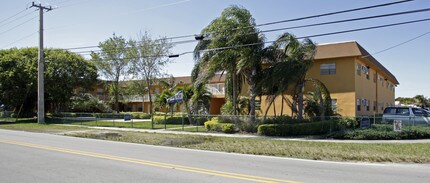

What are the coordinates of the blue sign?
(167, 90, 183, 104)
(124, 114, 131, 121)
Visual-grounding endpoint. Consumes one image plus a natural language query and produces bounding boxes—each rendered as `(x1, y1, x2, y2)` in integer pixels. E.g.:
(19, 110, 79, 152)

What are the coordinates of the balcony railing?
(124, 94, 155, 102)
(206, 83, 225, 95)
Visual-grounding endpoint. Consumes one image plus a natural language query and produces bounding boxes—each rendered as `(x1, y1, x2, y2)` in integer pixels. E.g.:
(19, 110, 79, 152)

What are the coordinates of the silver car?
(382, 107, 430, 126)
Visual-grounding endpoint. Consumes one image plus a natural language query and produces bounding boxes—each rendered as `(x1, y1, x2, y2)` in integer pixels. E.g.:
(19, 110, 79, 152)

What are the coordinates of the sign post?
(360, 116, 371, 129)
(394, 120, 402, 132)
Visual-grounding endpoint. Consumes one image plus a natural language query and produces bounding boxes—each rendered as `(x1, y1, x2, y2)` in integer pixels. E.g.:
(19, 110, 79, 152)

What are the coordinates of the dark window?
(320, 63, 336, 75)
(396, 108, 410, 116)
(357, 99, 361, 111)
(356, 64, 361, 76)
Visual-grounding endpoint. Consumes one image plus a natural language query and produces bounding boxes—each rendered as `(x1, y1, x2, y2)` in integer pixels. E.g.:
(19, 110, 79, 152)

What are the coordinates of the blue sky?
(1, 0, 430, 98)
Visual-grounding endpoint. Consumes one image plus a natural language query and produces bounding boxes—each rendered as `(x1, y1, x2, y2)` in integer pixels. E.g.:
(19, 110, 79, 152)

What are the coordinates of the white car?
(382, 107, 430, 126)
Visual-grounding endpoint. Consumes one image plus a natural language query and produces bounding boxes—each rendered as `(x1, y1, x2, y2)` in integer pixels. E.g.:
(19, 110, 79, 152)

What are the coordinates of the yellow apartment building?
(261, 41, 398, 117)
(93, 41, 398, 117)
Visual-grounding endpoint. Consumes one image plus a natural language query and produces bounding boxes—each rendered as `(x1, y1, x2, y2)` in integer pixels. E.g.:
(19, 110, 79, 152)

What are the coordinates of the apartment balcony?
(206, 83, 225, 97)
(124, 94, 156, 102)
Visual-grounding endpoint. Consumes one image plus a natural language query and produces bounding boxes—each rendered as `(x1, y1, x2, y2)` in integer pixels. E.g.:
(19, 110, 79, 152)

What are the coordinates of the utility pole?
(30, 2, 52, 124)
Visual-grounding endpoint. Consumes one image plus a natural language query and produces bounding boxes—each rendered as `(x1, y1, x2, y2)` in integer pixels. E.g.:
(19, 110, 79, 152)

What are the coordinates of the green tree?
(128, 32, 172, 120)
(0, 48, 97, 116)
(193, 5, 263, 121)
(259, 33, 316, 120)
(414, 95, 429, 108)
(91, 34, 131, 112)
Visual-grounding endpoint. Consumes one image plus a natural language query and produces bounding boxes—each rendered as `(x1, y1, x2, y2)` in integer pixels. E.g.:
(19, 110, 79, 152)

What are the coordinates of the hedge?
(51, 112, 151, 119)
(152, 115, 207, 125)
(330, 124, 430, 140)
(204, 120, 236, 134)
(257, 120, 338, 136)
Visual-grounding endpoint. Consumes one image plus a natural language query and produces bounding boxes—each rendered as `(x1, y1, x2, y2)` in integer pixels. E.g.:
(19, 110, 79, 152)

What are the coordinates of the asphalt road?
(0, 129, 429, 183)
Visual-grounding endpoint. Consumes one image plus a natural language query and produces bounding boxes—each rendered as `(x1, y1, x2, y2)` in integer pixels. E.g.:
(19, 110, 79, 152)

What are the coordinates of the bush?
(330, 124, 430, 140)
(152, 115, 207, 125)
(204, 120, 236, 133)
(257, 120, 338, 136)
(263, 116, 310, 124)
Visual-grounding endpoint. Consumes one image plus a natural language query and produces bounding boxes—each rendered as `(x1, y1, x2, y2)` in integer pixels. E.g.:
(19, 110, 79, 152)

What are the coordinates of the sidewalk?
(57, 124, 430, 144)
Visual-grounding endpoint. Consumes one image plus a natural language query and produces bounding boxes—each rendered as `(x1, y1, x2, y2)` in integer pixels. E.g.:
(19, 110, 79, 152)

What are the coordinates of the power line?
(0, 10, 36, 29)
(72, 12, 430, 56)
(0, 16, 38, 36)
(76, 17, 430, 58)
(257, 0, 415, 27)
(1, 31, 38, 49)
(61, 0, 414, 51)
(363, 29, 430, 58)
(260, 8, 430, 34)
(0, 8, 28, 25)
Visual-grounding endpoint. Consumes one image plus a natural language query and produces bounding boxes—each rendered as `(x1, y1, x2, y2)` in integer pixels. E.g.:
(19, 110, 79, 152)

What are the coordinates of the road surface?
(0, 129, 429, 183)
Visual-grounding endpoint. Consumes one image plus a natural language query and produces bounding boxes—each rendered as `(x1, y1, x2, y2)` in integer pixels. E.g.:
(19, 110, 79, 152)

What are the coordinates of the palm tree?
(414, 95, 429, 108)
(192, 6, 263, 122)
(259, 33, 316, 120)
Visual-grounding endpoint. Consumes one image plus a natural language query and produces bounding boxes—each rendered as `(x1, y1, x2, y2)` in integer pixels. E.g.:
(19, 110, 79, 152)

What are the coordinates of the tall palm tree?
(259, 33, 316, 120)
(192, 6, 263, 122)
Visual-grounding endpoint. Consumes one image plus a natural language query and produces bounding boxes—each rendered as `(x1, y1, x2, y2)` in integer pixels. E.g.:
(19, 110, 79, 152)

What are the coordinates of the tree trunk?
(232, 69, 237, 116)
(146, 78, 154, 128)
(249, 67, 257, 123)
(281, 94, 285, 116)
(263, 96, 275, 123)
(297, 82, 304, 120)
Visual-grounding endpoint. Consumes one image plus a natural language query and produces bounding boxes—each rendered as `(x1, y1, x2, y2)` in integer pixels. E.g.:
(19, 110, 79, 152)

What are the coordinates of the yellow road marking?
(0, 139, 302, 183)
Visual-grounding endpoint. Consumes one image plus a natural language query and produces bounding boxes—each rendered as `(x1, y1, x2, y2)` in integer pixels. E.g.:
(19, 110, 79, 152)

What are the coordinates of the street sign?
(360, 117, 371, 129)
(167, 90, 183, 104)
(393, 120, 402, 132)
(124, 114, 131, 121)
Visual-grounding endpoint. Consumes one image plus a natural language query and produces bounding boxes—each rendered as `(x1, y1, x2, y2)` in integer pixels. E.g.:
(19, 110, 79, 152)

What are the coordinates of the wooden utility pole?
(30, 2, 52, 124)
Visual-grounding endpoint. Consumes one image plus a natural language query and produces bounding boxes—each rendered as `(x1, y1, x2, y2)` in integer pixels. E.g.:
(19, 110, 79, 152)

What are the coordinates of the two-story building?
(93, 41, 398, 117)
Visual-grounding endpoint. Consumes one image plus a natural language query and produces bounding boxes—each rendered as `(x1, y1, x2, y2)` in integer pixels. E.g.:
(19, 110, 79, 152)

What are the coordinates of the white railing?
(124, 94, 155, 102)
(206, 83, 225, 95)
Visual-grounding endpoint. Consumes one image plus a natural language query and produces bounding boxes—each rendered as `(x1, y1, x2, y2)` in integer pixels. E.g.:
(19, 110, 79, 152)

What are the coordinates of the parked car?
(382, 107, 430, 126)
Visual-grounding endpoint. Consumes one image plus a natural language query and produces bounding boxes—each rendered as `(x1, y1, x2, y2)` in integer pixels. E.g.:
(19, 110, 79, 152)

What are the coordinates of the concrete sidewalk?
(57, 124, 430, 144)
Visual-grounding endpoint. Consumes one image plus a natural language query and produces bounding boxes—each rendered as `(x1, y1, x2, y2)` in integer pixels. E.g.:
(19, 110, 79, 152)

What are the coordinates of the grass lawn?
(0, 122, 429, 163)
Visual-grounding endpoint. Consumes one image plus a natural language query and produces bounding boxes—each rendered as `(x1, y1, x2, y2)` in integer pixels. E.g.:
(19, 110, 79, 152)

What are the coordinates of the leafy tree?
(128, 32, 172, 119)
(193, 6, 263, 122)
(259, 33, 316, 120)
(414, 95, 429, 108)
(0, 48, 97, 116)
(91, 34, 131, 112)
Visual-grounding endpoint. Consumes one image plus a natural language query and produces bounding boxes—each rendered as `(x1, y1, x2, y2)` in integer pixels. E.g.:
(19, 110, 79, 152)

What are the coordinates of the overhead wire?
(0, 16, 38, 36)
(76, 17, 430, 58)
(62, 0, 415, 51)
(0, 8, 28, 25)
(0, 10, 36, 29)
(71, 8, 430, 55)
(363, 29, 430, 58)
(1, 31, 38, 49)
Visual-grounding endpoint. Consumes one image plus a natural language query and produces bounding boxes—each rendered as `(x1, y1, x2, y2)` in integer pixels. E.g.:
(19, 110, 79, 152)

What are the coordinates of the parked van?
(382, 107, 430, 126)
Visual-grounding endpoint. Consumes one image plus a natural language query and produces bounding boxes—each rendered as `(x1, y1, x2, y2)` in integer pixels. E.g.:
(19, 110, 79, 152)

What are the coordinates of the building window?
(356, 64, 361, 76)
(373, 73, 377, 83)
(357, 99, 361, 111)
(366, 100, 370, 111)
(331, 99, 337, 112)
(373, 101, 377, 111)
(362, 66, 369, 79)
(320, 63, 336, 75)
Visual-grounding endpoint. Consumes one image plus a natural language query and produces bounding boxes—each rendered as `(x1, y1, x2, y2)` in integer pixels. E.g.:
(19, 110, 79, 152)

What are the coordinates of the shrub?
(153, 115, 206, 125)
(258, 120, 338, 136)
(263, 116, 310, 124)
(330, 124, 430, 140)
(204, 120, 236, 133)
